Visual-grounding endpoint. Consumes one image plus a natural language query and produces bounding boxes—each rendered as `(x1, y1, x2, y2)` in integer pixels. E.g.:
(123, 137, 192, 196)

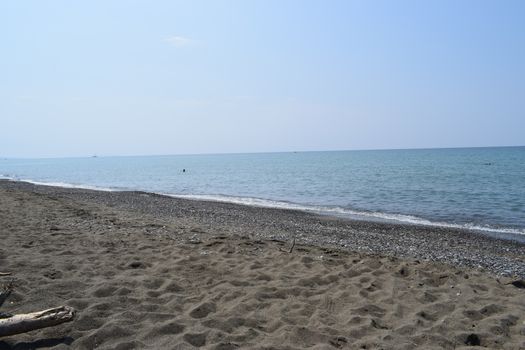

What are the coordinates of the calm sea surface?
(1, 147, 524, 238)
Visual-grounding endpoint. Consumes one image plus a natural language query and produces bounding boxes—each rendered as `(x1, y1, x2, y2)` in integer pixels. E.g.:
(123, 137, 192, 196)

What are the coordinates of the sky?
(1, 0, 524, 158)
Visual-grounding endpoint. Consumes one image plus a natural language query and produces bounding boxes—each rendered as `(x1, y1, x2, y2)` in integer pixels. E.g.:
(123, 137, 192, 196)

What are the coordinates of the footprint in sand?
(190, 302, 217, 318)
(184, 332, 207, 347)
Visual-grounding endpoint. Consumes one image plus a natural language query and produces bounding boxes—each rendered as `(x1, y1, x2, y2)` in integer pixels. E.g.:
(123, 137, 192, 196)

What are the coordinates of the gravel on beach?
(2, 180, 523, 278)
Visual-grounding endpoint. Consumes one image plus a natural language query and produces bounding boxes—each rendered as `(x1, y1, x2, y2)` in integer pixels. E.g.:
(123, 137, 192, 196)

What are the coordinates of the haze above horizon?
(2, 0, 524, 158)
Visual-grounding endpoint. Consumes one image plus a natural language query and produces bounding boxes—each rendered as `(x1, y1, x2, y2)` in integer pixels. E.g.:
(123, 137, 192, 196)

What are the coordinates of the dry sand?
(0, 181, 524, 349)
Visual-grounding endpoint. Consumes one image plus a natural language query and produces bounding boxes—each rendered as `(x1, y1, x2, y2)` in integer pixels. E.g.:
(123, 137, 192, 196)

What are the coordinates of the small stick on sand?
(0, 273, 11, 277)
(289, 237, 296, 254)
(0, 306, 76, 337)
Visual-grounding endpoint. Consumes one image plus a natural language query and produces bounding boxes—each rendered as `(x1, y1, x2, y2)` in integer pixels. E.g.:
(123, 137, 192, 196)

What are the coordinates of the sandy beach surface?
(0, 180, 524, 349)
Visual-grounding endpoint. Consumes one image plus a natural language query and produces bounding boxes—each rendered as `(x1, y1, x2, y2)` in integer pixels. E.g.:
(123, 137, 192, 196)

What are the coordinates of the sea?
(1, 147, 524, 241)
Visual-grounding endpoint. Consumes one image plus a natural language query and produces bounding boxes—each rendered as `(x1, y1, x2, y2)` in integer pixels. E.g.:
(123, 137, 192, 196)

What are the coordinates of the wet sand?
(0, 180, 524, 349)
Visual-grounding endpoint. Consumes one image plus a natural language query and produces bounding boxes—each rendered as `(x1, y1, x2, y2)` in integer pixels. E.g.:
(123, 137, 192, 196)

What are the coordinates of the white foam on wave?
(2, 176, 118, 193)
(171, 193, 525, 236)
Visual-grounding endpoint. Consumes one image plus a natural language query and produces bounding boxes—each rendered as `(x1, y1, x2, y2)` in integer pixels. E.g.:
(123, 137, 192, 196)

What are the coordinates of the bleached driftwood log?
(0, 306, 76, 337)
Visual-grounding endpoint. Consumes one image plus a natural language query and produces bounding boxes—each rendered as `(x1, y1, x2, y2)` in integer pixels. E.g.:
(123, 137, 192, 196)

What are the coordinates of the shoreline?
(3, 177, 524, 240)
(1, 179, 524, 349)
(2, 179, 524, 278)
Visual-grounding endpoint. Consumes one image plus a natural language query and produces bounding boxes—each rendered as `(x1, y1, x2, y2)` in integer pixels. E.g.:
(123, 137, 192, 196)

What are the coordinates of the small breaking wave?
(1, 176, 118, 192)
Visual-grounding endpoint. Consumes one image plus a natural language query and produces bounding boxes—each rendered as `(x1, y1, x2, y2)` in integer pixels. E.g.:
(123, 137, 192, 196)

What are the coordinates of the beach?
(0, 179, 524, 349)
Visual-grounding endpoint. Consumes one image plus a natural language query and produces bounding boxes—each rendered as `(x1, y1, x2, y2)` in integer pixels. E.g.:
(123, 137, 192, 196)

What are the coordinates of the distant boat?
(91, 155, 98, 158)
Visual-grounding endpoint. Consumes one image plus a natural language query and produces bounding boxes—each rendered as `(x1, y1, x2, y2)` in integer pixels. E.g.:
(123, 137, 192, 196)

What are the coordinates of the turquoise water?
(1, 147, 524, 237)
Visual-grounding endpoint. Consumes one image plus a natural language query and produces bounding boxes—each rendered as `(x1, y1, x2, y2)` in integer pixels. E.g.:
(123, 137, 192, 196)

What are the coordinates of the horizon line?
(2, 144, 524, 160)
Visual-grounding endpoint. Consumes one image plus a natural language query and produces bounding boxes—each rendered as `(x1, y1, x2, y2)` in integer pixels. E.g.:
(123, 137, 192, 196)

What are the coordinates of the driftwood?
(0, 306, 75, 337)
(0, 279, 76, 337)
(278, 237, 297, 254)
(0, 273, 11, 277)
(289, 237, 296, 253)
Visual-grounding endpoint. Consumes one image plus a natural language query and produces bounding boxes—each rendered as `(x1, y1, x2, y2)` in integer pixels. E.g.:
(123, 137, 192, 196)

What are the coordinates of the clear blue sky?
(2, 0, 524, 157)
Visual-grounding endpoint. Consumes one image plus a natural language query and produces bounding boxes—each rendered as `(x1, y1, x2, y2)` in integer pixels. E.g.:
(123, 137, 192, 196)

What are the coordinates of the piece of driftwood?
(0, 273, 11, 277)
(0, 306, 76, 337)
(289, 237, 296, 253)
(278, 237, 297, 254)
